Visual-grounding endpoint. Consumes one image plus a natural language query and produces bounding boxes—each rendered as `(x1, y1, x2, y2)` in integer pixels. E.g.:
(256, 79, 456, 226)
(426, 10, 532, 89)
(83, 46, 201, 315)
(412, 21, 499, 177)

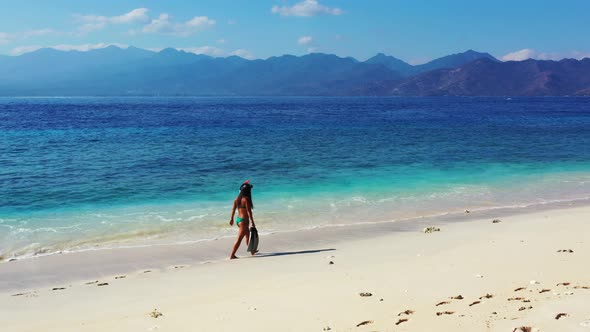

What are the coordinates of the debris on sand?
(150, 309, 163, 319)
(323, 327, 331, 331)
(514, 287, 527, 292)
(423, 227, 440, 234)
(356, 320, 373, 327)
(555, 313, 569, 320)
(436, 301, 450, 306)
(508, 297, 525, 301)
(328, 261, 334, 265)
(97, 283, 109, 287)
(359, 292, 372, 297)
(557, 249, 574, 253)
(115, 275, 126, 279)
(395, 318, 408, 325)
(85, 281, 98, 285)
(539, 289, 551, 294)
(450, 295, 464, 300)
(465, 210, 471, 214)
(557, 282, 570, 286)
(436, 311, 455, 316)
(492, 219, 502, 223)
(51, 287, 66, 291)
(480, 293, 494, 299)
(469, 301, 481, 306)
(518, 306, 533, 311)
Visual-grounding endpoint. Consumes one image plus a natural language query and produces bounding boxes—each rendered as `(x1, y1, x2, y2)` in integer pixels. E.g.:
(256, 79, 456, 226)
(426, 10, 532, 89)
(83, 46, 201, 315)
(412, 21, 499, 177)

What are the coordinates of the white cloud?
(307, 47, 318, 53)
(0, 32, 11, 44)
(217, 39, 226, 44)
(501, 49, 536, 61)
(74, 8, 149, 34)
(178, 46, 224, 57)
(298, 35, 313, 45)
(10, 43, 128, 55)
(0, 29, 56, 44)
(22, 29, 55, 38)
(501, 49, 590, 61)
(272, 0, 343, 17)
(77, 8, 149, 25)
(111, 8, 150, 24)
(230, 49, 255, 60)
(10, 45, 42, 55)
(142, 14, 215, 36)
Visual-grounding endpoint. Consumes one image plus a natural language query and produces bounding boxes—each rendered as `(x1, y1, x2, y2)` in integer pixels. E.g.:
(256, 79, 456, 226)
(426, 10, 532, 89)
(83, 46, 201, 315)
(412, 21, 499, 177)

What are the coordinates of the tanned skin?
(229, 196, 255, 259)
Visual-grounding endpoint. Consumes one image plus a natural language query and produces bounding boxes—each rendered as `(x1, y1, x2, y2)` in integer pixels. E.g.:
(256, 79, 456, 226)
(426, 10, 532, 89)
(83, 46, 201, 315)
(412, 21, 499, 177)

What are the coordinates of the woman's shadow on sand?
(255, 248, 336, 258)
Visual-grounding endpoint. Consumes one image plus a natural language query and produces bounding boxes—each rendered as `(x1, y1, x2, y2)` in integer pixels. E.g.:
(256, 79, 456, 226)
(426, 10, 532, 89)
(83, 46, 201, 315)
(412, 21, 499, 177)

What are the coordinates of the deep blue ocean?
(2, 97, 590, 259)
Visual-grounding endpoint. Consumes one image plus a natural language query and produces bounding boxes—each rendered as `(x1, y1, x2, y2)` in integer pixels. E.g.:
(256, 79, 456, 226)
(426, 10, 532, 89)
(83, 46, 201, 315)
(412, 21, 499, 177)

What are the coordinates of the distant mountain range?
(0, 46, 588, 96)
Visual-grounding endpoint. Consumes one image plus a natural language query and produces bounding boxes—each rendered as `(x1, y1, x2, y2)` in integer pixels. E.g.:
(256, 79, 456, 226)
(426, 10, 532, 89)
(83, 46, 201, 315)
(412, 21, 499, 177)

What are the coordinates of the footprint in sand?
(86, 281, 98, 285)
(359, 292, 372, 297)
(518, 306, 533, 311)
(97, 282, 109, 287)
(480, 294, 494, 299)
(555, 313, 569, 320)
(450, 295, 464, 300)
(144, 270, 152, 273)
(51, 287, 66, 291)
(395, 318, 408, 325)
(557, 282, 570, 286)
(398, 309, 414, 316)
(469, 301, 481, 306)
(436, 301, 450, 306)
(436, 311, 455, 316)
(115, 275, 126, 279)
(557, 249, 574, 253)
(514, 287, 526, 292)
(355, 320, 373, 327)
(539, 289, 551, 294)
(508, 297, 525, 301)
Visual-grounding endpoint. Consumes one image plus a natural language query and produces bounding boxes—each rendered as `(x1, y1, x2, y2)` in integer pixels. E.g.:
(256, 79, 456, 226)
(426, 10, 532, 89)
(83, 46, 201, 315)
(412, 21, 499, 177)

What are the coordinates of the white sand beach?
(1, 204, 589, 332)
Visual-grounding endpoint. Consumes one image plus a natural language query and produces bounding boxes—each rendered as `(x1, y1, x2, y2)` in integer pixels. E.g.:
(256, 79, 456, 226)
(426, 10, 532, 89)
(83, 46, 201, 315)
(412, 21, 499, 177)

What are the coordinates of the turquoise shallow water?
(1, 97, 590, 259)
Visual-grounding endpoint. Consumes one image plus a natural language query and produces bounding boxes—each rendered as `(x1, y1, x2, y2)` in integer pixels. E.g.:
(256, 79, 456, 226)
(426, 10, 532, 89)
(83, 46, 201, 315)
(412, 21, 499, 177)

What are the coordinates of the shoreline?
(2, 198, 589, 331)
(1, 195, 588, 293)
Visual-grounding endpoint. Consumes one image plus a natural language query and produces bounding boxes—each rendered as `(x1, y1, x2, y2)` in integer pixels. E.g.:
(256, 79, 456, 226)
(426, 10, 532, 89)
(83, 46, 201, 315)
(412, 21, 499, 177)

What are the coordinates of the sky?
(1, 0, 589, 63)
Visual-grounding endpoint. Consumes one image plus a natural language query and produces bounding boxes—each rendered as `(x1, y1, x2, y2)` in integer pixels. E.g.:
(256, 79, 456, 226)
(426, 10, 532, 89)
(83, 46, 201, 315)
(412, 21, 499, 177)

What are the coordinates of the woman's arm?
(246, 200, 255, 227)
(229, 199, 237, 225)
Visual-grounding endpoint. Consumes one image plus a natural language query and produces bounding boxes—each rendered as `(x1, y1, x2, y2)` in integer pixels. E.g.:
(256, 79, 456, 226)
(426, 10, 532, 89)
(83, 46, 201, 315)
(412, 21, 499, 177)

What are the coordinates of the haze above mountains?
(0, 46, 589, 96)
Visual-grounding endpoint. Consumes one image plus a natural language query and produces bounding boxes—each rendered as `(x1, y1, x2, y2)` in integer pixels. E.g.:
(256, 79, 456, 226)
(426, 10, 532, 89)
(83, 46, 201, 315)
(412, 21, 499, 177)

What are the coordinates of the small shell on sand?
(529, 280, 539, 285)
(579, 319, 590, 328)
(475, 274, 484, 278)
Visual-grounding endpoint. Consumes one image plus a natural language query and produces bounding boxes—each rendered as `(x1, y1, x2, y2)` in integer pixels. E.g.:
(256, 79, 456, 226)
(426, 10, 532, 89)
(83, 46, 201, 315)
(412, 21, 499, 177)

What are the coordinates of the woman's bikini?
(235, 198, 249, 226)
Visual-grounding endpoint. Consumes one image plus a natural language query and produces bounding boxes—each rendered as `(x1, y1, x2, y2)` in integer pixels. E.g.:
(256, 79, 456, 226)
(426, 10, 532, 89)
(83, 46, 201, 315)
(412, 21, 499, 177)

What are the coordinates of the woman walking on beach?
(229, 180, 256, 259)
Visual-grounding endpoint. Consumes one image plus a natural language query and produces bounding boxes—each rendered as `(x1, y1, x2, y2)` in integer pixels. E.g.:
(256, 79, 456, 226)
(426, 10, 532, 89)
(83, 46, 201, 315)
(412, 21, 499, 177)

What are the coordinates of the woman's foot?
(250, 250, 259, 256)
(230, 255, 238, 259)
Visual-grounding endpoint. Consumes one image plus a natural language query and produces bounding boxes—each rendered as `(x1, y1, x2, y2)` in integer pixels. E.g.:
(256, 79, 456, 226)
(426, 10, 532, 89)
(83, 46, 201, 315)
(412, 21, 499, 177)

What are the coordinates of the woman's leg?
(230, 221, 249, 259)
